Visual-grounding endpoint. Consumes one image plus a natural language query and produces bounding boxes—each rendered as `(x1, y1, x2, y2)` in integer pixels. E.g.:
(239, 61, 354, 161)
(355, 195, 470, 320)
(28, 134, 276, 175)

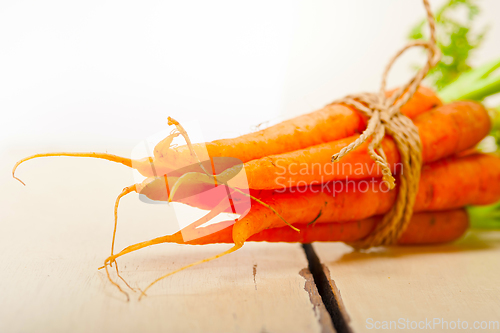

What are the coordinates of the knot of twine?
(330, 0, 440, 249)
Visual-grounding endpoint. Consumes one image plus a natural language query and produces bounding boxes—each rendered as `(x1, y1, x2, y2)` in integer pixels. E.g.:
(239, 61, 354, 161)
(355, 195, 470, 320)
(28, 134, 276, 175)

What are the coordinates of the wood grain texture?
(314, 232, 500, 333)
(1, 151, 329, 333)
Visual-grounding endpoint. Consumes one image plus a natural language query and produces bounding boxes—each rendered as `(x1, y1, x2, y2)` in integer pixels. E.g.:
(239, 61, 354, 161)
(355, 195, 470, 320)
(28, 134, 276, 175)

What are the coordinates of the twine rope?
(330, 0, 441, 249)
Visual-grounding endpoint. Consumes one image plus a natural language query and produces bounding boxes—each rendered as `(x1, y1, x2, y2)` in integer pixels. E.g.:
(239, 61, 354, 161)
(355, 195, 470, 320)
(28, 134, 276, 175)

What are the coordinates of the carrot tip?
(104, 261, 130, 302)
(12, 152, 135, 187)
(138, 288, 147, 298)
(12, 159, 27, 186)
(13, 175, 26, 186)
(138, 291, 147, 301)
(111, 185, 137, 257)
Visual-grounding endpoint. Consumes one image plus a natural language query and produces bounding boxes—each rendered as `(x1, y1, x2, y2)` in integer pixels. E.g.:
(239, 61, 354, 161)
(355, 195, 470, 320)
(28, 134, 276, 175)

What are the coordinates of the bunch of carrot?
(13, 86, 500, 298)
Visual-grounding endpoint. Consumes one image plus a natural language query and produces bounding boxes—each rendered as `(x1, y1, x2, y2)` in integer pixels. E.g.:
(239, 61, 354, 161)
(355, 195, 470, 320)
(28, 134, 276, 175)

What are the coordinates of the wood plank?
(314, 233, 500, 332)
(1, 151, 333, 333)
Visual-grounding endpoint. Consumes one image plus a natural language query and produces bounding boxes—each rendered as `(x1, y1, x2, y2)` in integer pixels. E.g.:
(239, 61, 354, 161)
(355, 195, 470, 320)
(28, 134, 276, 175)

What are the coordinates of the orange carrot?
(227, 153, 500, 245)
(153, 86, 441, 168)
(396, 209, 469, 245)
(386, 86, 442, 118)
(213, 100, 491, 190)
(252, 209, 470, 245)
(156, 209, 468, 245)
(12, 86, 440, 182)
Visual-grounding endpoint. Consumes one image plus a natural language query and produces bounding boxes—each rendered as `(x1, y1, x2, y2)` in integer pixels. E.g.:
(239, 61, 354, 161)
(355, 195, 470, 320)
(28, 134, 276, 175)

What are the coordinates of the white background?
(1, 0, 499, 154)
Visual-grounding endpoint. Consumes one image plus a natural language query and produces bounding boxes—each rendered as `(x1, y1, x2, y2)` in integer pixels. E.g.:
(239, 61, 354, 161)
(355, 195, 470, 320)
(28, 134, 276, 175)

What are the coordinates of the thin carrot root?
(111, 185, 137, 257)
(12, 152, 137, 185)
(101, 233, 237, 300)
(102, 198, 236, 297)
(102, 187, 138, 299)
(106, 197, 235, 266)
(114, 261, 136, 292)
(153, 129, 181, 159)
(11, 124, 185, 183)
(104, 260, 130, 302)
(166, 116, 217, 177)
(105, 235, 181, 268)
(138, 243, 242, 300)
(167, 117, 195, 157)
(100, 184, 138, 296)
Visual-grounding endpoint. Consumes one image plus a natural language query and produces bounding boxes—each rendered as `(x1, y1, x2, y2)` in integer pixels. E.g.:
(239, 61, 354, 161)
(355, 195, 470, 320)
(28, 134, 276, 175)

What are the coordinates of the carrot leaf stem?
(439, 56, 500, 102)
(468, 202, 500, 229)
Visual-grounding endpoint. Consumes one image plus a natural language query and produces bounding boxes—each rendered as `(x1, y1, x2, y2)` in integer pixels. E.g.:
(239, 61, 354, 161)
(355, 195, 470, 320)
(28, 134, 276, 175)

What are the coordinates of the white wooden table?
(314, 232, 500, 333)
(0, 151, 333, 333)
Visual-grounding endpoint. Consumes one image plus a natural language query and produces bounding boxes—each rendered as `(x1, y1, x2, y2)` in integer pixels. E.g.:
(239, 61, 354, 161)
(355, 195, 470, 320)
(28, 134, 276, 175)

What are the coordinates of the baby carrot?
(153, 86, 441, 168)
(152, 209, 469, 245)
(252, 209, 470, 245)
(228, 153, 500, 244)
(385, 86, 442, 118)
(103, 208, 468, 296)
(12, 86, 440, 182)
(211, 100, 491, 190)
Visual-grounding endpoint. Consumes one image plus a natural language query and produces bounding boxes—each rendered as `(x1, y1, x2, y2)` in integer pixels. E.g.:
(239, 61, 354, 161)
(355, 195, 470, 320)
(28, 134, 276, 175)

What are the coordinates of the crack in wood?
(302, 244, 353, 333)
(253, 264, 257, 290)
(322, 265, 351, 325)
(299, 268, 336, 333)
